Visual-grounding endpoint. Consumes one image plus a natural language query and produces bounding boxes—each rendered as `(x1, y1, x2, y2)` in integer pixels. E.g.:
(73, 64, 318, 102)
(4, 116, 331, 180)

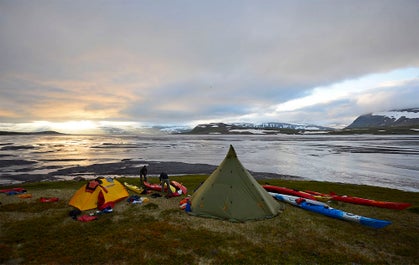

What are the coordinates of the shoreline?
(0, 159, 303, 185)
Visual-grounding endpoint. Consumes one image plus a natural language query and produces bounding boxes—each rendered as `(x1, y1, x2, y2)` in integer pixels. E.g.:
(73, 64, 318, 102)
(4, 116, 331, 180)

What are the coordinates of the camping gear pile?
(68, 176, 182, 222)
(0, 187, 59, 201)
(1, 187, 32, 198)
(127, 195, 149, 204)
(142, 180, 187, 197)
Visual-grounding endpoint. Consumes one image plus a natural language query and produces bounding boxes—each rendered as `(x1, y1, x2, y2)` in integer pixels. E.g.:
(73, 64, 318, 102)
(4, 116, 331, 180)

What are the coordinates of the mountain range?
(2, 109, 418, 135)
(188, 122, 333, 135)
(187, 108, 419, 135)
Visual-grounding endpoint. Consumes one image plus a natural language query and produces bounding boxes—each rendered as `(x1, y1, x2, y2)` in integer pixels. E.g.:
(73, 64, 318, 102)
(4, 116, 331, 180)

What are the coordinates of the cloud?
(355, 78, 419, 112)
(224, 69, 419, 128)
(1, 0, 419, 131)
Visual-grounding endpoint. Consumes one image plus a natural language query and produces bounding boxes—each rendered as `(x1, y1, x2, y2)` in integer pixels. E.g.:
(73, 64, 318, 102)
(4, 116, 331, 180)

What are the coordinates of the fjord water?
(0, 134, 418, 192)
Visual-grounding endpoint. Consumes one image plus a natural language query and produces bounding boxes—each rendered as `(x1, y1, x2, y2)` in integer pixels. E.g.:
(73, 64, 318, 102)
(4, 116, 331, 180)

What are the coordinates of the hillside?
(0, 130, 63, 136)
(346, 108, 419, 129)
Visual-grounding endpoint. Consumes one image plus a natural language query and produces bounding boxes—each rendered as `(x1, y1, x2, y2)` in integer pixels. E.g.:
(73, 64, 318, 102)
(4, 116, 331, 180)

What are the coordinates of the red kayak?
(40, 197, 59, 203)
(262, 185, 317, 200)
(171, 181, 187, 195)
(77, 215, 98, 222)
(0, 187, 26, 193)
(143, 181, 187, 197)
(143, 181, 168, 192)
(305, 190, 412, 210)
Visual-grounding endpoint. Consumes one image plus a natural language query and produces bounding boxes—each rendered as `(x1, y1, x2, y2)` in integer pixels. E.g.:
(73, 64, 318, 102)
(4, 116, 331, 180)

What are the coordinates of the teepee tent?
(189, 145, 283, 222)
(69, 177, 129, 211)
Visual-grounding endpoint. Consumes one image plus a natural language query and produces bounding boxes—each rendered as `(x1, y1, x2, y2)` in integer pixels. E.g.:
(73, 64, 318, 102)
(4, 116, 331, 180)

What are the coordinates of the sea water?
(0, 134, 418, 192)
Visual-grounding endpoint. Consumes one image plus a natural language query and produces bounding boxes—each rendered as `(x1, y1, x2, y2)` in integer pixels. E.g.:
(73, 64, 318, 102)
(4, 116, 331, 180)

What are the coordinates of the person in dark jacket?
(140, 165, 148, 183)
(159, 172, 172, 195)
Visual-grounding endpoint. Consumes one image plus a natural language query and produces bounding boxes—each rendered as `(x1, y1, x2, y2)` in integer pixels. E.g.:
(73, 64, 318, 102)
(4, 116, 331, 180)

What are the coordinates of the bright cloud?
(273, 68, 419, 112)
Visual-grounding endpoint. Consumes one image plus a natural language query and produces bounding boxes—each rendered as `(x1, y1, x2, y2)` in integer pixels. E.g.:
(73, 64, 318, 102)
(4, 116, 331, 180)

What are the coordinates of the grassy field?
(1, 175, 418, 264)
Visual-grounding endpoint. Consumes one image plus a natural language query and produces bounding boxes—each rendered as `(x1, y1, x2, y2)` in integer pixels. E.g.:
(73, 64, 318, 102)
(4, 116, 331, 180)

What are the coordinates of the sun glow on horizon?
(0, 120, 146, 134)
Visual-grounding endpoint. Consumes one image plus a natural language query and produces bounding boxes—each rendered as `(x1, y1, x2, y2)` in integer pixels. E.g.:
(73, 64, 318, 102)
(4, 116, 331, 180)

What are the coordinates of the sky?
(1, 0, 419, 134)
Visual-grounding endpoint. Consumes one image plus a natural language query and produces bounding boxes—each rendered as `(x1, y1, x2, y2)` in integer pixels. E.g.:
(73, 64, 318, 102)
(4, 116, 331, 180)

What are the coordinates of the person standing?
(140, 165, 148, 183)
(159, 172, 172, 195)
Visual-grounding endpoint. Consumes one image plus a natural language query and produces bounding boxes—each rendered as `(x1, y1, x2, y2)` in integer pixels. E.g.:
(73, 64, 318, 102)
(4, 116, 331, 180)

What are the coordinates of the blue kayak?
(269, 192, 391, 229)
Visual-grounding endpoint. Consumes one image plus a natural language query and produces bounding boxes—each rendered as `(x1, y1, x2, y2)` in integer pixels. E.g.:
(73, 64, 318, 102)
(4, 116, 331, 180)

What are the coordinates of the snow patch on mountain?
(229, 129, 273, 134)
(374, 109, 419, 120)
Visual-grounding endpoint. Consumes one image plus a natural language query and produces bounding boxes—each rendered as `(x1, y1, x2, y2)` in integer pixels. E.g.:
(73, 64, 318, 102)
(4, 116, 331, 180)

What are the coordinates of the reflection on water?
(0, 134, 418, 192)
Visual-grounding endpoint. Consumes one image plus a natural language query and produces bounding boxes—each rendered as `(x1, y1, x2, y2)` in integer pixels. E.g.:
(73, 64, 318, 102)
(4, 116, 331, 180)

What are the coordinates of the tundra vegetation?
(0, 176, 418, 264)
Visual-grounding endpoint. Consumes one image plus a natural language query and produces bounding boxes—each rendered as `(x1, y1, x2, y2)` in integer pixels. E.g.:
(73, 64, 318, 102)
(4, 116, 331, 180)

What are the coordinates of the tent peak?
(226, 145, 237, 158)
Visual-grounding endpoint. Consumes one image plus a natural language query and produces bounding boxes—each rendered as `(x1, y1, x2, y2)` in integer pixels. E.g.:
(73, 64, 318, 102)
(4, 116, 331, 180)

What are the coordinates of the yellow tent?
(69, 177, 129, 211)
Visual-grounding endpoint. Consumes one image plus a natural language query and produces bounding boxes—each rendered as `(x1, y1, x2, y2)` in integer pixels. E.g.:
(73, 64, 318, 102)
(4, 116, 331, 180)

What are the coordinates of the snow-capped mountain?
(97, 125, 191, 135)
(346, 108, 419, 129)
(189, 122, 333, 134)
(257, 122, 333, 131)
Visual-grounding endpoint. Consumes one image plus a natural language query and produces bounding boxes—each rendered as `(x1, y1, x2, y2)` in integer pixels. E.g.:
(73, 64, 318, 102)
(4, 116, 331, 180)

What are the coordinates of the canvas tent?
(189, 145, 283, 222)
(69, 177, 129, 211)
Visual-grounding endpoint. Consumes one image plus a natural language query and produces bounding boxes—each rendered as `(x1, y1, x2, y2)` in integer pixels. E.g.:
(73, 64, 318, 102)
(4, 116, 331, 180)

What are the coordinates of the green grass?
(1, 175, 418, 264)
